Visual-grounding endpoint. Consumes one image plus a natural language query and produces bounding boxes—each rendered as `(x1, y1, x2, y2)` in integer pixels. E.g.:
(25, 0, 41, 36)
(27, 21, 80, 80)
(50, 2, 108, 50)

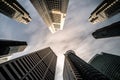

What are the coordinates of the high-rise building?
(92, 21, 120, 39)
(89, 52, 120, 80)
(0, 47, 57, 80)
(0, 39, 27, 57)
(30, 0, 69, 33)
(0, 0, 31, 24)
(63, 50, 110, 80)
(89, 0, 120, 24)
(0, 55, 12, 64)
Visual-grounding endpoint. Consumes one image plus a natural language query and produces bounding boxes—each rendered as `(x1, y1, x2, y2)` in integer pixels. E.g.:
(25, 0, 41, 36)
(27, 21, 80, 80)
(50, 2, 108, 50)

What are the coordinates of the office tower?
(89, 52, 120, 80)
(92, 21, 120, 39)
(89, 0, 120, 24)
(63, 50, 110, 80)
(30, 0, 69, 33)
(0, 39, 27, 57)
(0, 0, 31, 24)
(0, 47, 57, 80)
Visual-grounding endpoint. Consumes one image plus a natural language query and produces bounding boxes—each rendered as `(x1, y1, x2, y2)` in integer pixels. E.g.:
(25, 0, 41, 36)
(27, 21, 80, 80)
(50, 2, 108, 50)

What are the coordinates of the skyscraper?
(0, 55, 12, 64)
(0, 0, 31, 24)
(63, 50, 110, 80)
(0, 47, 57, 80)
(89, 52, 120, 80)
(0, 39, 27, 57)
(30, 0, 69, 33)
(89, 0, 120, 24)
(92, 21, 120, 39)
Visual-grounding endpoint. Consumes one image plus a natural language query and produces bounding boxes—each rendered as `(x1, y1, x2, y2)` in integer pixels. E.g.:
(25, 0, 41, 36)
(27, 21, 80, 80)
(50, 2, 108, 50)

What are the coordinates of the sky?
(0, 0, 120, 80)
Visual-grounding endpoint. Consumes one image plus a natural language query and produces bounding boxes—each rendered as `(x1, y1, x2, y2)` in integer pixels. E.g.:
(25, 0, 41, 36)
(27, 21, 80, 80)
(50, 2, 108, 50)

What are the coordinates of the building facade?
(63, 50, 110, 80)
(0, 39, 27, 57)
(0, 0, 31, 24)
(30, 0, 69, 33)
(89, 52, 120, 80)
(89, 0, 120, 24)
(92, 21, 120, 39)
(0, 47, 57, 80)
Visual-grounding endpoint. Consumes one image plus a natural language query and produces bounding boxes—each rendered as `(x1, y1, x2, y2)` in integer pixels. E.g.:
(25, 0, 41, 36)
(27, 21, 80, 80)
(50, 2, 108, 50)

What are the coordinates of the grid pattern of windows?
(89, 53, 120, 80)
(51, 14, 61, 23)
(63, 51, 110, 80)
(0, 0, 31, 24)
(30, 0, 69, 33)
(0, 1, 16, 17)
(44, 0, 61, 11)
(89, 0, 120, 24)
(0, 47, 57, 80)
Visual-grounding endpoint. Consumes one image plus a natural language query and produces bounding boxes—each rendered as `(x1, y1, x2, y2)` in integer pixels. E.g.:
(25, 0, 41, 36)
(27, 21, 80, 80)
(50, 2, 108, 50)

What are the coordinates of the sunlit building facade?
(89, 52, 120, 80)
(63, 50, 110, 80)
(89, 0, 120, 24)
(0, 47, 57, 80)
(0, 0, 31, 24)
(0, 56, 12, 64)
(92, 21, 120, 39)
(0, 39, 27, 57)
(30, 0, 69, 33)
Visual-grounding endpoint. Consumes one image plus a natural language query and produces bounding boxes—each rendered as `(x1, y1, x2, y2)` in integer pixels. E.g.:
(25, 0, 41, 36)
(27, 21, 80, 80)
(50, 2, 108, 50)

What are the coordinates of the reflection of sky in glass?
(0, 0, 120, 80)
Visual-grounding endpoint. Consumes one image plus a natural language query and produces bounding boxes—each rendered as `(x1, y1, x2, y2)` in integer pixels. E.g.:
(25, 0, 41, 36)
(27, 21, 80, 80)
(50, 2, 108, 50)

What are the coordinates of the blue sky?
(0, 0, 120, 80)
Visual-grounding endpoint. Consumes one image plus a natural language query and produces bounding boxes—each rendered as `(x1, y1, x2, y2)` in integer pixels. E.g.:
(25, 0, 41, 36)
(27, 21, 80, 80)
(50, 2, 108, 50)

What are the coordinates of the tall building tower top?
(63, 50, 110, 80)
(30, 0, 69, 33)
(0, 39, 27, 57)
(0, 47, 57, 80)
(89, 0, 120, 24)
(92, 21, 120, 39)
(0, 0, 31, 24)
(89, 52, 120, 80)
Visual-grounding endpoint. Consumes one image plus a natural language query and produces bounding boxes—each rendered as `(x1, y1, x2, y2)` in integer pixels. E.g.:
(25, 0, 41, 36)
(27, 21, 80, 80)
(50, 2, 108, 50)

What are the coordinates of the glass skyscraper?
(30, 0, 69, 33)
(0, 39, 27, 57)
(0, 47, 57, 80)
(63, 50, 110, 80)
(89, 0, 120, 24)
(89, 52, 120, 80)
(92, 21, 120, 39)
(0, 0, 31, 24)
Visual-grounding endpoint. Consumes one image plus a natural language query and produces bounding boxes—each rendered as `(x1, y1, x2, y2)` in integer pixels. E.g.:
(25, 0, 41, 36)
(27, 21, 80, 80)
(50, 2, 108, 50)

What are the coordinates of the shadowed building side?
(89, 52, 120, 80)
(30, 0, 69, 33)
(0, 47, 57, 80)
(89, 0, 120, 24)
(63, 50, 110, 80)
(92, 21, 120, 39)
(0, 39, 27, 57)
(0, 0, 31, 24)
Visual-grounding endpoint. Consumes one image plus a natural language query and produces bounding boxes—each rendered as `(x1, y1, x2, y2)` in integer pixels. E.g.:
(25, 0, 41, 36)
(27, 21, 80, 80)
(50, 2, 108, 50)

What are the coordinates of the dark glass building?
(89, 0, 120, 24)
(30, 0, 69, 33)
(63, 50, 110, 80)
(89, 52, 120, 80)
(92, 21, 120, 39)
(0, 47, 57, 80)
(0, 0, 31, 24)
(0, 39, 27, 57)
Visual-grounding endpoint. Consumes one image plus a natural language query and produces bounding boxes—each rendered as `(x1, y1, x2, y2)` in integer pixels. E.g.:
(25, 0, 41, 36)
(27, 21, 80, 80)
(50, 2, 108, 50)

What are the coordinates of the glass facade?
(0, 47, 57, 80)
(0, 39, 27, 57)
(89, 0, 120, 24)
(0, 0, 31, 24)
(63, 50, 110, 80)
(89, 52, 120, 80)
(30, 0, 69, 33)
(92, 21, 120, 39)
